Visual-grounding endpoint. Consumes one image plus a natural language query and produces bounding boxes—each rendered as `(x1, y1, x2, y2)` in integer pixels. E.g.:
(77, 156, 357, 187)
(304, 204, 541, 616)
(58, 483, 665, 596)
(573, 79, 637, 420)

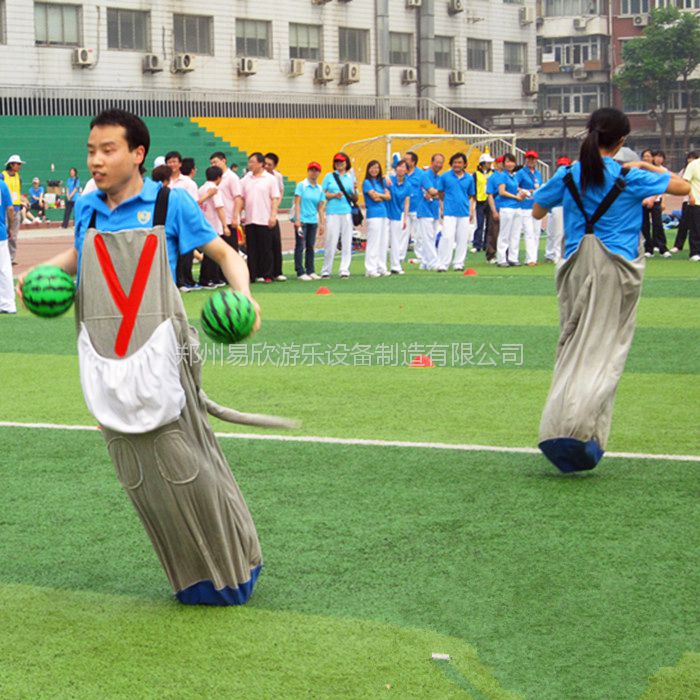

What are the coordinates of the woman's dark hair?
(640, 149, 653, 158)
(90, 109, 150, 174)
(503, 153, 517, 164)
(206, 165, 223, 182)
(395, 158, 408, 169)
(687, 151, 698, 161)
(579, 108, 630, 192)
(364, 159, 384, 181)
(151, 165, 171, 183)
(449, 152, 467, 165)
(69, 167, 77, 176)
(652, 150, 665, 160)
(333, 151, 350, 167)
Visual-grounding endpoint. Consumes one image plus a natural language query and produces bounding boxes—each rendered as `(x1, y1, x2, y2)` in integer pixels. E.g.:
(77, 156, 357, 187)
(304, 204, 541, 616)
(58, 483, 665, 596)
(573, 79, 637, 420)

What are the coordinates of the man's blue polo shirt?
(416, 169, 441, 219)
(438, 169, 476, 217)
(516, 167, 543, 211)
(0, 181, 12, 241)
(74, 178, 217, 282)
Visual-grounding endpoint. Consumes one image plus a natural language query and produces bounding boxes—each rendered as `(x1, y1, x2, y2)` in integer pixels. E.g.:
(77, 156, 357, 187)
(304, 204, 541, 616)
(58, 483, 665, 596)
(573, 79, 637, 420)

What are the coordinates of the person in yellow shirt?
(472, 153, 494, 252)
(2, 154, 24, 263)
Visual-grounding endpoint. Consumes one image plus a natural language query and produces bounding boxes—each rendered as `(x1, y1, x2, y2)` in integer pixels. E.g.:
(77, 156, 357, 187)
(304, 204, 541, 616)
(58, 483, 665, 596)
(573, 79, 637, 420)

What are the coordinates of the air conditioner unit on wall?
(448, 0, 464, 15)
(573, 17, 587, 30)
(238, 57, 258, 76)
(72, 47, 95, 68)
(311, 0, 332, 4)
(633, 14, 650, 27)
(289, 58, 305, 77)
(173, 53, 194, 73)
(340, 63, 360, 84)
(522, 73, 538, 95)
(315, 61, 334, 83)
(520, 7, 535, 25)
(573, 66, 588, 80)
(142, 54, 163, 74)
(449, 70, 465, 86)
(402, 67, 417, 84)
(406, 0, 422, 7)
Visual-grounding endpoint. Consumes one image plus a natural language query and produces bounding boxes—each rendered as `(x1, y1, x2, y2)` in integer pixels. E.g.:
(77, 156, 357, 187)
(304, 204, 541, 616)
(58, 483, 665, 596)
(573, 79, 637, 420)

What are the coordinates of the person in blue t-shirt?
(0, 179, 15, 313)
(321, 151, 356, 278)
(415, 154, 444, 271)
(386, 159, 412, 274)
(516, 151, 544, 265)
(532, 107, 689, 475)
(28, 178, 46, 221)
(62, 167, 81, 228)
(293, 161, 325, 280)
(403, 151, 422, 264)
(362, 159, 391, 277)
(495, 154, 526, 267)
(436, 152, 476, 272)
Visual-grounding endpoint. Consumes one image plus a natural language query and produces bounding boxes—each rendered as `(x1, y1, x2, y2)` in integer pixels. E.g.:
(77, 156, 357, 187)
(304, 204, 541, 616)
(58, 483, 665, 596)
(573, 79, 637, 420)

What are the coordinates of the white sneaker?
(309, 273, 321, 280)
(275, 275, 288, 281)
(453, 266, 464, 272)
(469, 247, 477, 253)
(488, 259, 497, 265)
(670, 247, 679, 253)
(644, 252, 653, 258)
(690, 255, 700, 262)
(321, 273, 331, 279)
(365, 272, 380, 278)
(255, 277, 266, 282)
(381, 270, 391, 276)
(662, 251, 672, 258)
(653, 247, 660, 253)
(298, 274, 312, 281)
(340, 271, 350, 278)
(436, 266, 447, 272)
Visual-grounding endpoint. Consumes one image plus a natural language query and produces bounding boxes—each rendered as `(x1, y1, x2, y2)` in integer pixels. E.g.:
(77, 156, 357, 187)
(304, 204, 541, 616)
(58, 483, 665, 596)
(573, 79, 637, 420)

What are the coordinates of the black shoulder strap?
(153, 185, 170, 227)
(333, 172, 355, 207)
(87, 184, 170, 230)
(563, 167, 627, 235)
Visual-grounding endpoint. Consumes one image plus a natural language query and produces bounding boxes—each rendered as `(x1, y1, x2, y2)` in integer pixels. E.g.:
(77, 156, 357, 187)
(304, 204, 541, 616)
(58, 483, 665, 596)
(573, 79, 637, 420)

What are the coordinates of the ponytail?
(578, 108, 631, 192)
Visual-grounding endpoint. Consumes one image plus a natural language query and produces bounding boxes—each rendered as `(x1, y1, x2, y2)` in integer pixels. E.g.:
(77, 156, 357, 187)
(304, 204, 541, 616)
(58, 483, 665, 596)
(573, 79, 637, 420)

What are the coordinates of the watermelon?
(22, 266, 76, 318)
(200, 290, 256, 344)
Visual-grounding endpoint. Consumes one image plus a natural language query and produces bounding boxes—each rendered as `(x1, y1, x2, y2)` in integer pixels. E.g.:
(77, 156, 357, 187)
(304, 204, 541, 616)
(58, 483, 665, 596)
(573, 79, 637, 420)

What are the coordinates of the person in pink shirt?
(197, 166, 228, 288)
(210, 151, 242, 252)
(235, 152, 281, 282)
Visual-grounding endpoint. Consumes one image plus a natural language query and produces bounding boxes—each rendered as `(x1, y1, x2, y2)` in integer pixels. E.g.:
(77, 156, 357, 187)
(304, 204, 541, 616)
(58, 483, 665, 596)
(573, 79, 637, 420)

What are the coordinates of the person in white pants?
(0, 179, 17, 313)
(495, 154, 526, 267)
(321, 152, 357, 278)
(386, 159, 411, 274)
(362, 160, 390, 276)
(543, 157, 571, 263)
(403, 151, 421, 263)
(516, 150, 544, 266)
(436, 152, 476, 271)
(415, 153, 444, 271)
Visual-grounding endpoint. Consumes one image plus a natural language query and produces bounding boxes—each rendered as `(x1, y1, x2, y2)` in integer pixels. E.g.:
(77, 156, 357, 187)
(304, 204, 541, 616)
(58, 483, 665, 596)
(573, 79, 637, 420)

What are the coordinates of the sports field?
(1, 251, 698, 699)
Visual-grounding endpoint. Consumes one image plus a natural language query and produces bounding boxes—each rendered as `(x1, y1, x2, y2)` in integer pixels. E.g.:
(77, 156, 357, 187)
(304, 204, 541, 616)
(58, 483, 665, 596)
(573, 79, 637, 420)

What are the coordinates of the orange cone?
(316, 287, 332, 295)
(464, 268, 477, 276)
(410, 354, 435, 368)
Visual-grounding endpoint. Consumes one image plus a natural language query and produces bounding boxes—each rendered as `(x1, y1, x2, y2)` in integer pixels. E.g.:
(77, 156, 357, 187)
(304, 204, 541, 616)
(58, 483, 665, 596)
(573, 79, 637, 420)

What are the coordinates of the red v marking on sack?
(93, 233, 158, 357)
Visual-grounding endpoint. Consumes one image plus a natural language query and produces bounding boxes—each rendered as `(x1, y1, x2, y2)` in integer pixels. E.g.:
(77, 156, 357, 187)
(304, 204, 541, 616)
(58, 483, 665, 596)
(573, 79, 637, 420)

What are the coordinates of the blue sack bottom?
(538, 438, 604, 474)
(176, 564, 262, 606)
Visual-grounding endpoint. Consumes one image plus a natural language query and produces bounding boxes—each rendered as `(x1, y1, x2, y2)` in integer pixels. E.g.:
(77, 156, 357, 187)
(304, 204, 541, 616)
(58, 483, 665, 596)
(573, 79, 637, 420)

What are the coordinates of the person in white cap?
(2, 155, 25, 263)
(473, 153, 494, 253)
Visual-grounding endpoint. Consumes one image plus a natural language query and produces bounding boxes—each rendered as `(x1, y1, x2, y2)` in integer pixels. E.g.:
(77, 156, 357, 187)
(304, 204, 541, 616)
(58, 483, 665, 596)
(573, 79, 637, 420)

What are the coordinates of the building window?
(107, 8, 150, 51)
(619, 0, 671, 13)
(541, 84, 606, 114)
(174, 14, 213, 55)
(434, 36, 453, 69)
(504, 42, 527, 73)
(541, 36, 605, 65)
(545, 0, 603, 14)
(467, 39, 492, 71)
(289, 23, 321, 60)
(389, 32, 413, 66)
(236, 19, 271, 58)
(339, 27, 369, 64)
(34, 2, 81, 46)
(675, 0, 700, 8)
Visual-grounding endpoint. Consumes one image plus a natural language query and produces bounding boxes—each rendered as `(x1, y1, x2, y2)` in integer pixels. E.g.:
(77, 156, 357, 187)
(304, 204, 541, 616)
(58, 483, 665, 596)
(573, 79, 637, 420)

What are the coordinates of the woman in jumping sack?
(532, 107, 688, 474)
(321, 152, 357, 278)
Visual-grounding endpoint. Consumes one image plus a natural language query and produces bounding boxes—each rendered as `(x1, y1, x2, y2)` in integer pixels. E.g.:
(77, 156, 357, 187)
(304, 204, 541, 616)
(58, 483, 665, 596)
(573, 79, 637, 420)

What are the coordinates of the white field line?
(0, 421, 699, 463)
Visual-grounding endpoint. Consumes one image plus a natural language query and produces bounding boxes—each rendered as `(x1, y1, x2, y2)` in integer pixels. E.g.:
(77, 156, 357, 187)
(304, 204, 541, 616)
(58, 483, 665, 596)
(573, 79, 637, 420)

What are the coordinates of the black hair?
(332, 151, 350, 168)
(264, 152, 279, 166)
(90, 109, 150, 174)
(249, 152, 265, 164)
(640, 148, 653, 158)
(405, 151, 419, 166)
(181, 157, 195, 176)
(69, 167, 78, 176)
(395, 158, 408, 170)
(165, 151, 182, 162)
(687, 151, 699, 161)
(431, 153, 445, 163)
(503, 153, 517, 164)
(364, 159, 384, 182)
(206, 165, 223, 182)
(652, 150, 666, 160)
(151, 165, 171, 183)
(579, 107, 630, 192)
(210, 151, 227, 162)
(449, 152, 467, 166)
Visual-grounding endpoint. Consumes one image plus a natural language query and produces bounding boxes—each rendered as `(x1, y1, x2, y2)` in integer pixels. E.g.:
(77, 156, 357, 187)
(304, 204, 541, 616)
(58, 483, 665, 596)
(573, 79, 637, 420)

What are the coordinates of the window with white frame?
(389, 32, 413, 66)
(540, 84, 607, 114)
(541, 36, 605, 65)
(0, 1, 5, 44)
(504, 42, 527, 73)
(339, 27, 369, 64)
(289, 23, 321, 60)
(434, 36, 453, 69)
(674, 0, 700, 8)
(34, 2, 81, 46)
(107, 8, 150, 51)
(467, 39, 492, 71)
(619, 0, 672, 14)
(545, 0, 604, 14)
(236, 18, 271, 58)
(174, 14, 213, 55)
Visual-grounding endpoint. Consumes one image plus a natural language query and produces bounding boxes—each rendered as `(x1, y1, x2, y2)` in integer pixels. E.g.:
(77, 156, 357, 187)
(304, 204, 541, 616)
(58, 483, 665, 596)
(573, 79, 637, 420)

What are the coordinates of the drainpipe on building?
(417, 0, 436, 113)
(376, 0, 390, 118)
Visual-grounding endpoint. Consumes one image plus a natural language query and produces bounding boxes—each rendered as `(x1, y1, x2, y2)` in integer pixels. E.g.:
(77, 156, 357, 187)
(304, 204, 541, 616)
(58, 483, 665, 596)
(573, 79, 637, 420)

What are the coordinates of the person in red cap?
(544, 156, 572, 263)
(293, 162, 325, 280)
(516, 150, 544, 266)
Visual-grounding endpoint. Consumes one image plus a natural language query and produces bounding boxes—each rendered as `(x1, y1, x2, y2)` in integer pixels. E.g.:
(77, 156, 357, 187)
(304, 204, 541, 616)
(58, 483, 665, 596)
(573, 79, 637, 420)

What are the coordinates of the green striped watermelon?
(200, 290, 256, 344)
(22, 266, 76, 318)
